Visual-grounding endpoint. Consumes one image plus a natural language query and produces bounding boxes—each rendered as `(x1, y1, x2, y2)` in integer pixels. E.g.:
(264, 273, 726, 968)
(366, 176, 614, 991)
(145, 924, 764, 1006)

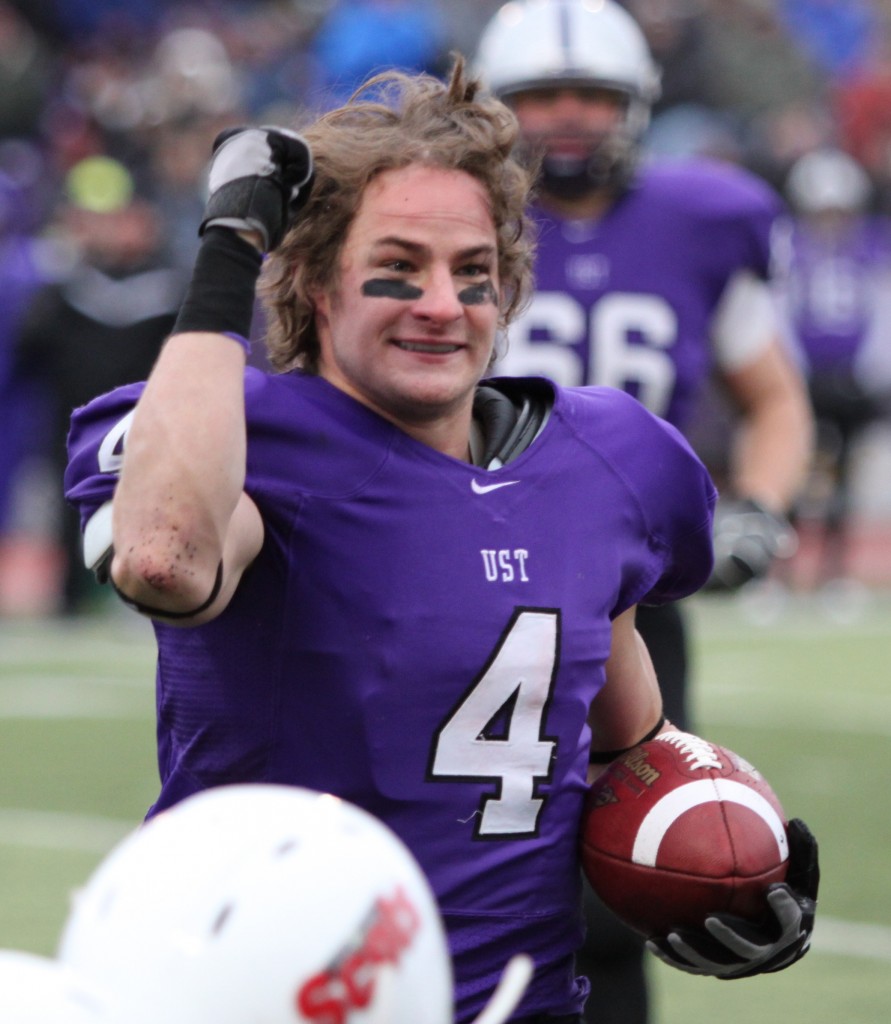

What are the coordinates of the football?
(580, 730, 789, 938)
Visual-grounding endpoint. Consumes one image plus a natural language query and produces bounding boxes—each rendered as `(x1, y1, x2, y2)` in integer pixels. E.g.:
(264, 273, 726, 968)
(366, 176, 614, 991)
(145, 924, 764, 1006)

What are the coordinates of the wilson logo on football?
(296, 886, 421, 1024)
(618, 747, 662, 787)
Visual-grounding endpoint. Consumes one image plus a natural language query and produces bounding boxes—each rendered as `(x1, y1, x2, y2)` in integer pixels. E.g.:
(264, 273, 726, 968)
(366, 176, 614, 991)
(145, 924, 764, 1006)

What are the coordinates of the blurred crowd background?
(3, 0, 891, 616)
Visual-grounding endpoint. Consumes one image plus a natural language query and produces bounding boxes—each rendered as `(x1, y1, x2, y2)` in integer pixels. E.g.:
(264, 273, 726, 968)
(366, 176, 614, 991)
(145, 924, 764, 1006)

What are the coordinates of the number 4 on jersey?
(428, 608, 559, 838)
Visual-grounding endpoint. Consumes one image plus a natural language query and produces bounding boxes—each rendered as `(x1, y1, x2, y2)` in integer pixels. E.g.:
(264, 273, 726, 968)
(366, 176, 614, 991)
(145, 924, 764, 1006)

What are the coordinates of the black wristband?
(173, 228, 263, 339)
(589, 715, 666, 765)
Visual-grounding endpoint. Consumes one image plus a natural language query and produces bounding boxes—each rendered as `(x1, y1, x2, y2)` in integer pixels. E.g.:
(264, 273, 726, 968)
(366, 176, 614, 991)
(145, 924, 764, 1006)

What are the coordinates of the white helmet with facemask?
(474, 0, 661, 194)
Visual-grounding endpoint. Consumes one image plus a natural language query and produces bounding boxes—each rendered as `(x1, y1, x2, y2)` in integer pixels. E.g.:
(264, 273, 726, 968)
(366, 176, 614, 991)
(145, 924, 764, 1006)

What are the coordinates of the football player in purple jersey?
(780, 147, 891, 595)
(64, 56, 818, 1024)
(474, 2, 816, 1022)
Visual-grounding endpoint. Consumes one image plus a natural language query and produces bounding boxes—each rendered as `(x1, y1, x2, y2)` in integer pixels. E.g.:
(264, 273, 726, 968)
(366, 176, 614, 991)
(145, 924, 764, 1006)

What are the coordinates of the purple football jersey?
(495, 159, 784, 429)
(65, 370, 715, 1023)
(783, 215, 891, 374)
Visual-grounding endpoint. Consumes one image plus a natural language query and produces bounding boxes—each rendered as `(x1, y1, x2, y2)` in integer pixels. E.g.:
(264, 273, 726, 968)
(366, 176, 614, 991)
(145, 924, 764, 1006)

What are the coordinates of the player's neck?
(402, 416, 475, 462)
(537, 187, 614, 222)
(372, 398, 476, 462)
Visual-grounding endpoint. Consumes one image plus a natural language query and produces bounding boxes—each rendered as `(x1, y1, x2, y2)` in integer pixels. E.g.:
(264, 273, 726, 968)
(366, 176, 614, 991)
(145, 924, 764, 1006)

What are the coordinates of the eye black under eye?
(457, 281, 498, 306)
(362, 279, 424, 300)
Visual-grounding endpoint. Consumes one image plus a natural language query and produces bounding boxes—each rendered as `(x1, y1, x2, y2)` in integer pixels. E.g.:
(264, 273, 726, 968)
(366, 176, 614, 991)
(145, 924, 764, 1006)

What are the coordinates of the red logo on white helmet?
(297, 886, 421, 1024)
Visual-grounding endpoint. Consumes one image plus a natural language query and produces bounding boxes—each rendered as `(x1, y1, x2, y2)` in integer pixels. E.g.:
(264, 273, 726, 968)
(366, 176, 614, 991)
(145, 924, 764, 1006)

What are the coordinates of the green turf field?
(1, 592, 889, 1022)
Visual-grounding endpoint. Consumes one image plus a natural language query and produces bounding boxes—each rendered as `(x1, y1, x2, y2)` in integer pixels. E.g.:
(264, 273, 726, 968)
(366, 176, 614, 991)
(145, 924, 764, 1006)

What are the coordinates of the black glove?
(200, 126, 314, 252)
(646, 818, 819, 979)
(706, 497, 797, 593)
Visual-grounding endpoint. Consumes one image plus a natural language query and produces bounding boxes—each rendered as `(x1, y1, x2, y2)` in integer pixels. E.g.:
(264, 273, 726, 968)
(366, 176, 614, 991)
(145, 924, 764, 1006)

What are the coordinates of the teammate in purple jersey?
(779, 147, 891, 590)
(474, 2, 815, 1022)
(495, 161, 783, 428)
(64, 57, 818, 1024)
(783, 153, 891, 375)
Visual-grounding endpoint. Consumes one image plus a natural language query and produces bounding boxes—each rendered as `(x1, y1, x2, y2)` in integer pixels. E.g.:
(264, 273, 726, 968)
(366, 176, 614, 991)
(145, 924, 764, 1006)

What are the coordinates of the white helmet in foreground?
(59, 785, 533, 1024)
(474, 0, 661, 192)
(59, 785, 454, 1024)
(0, 950, 111, 1023)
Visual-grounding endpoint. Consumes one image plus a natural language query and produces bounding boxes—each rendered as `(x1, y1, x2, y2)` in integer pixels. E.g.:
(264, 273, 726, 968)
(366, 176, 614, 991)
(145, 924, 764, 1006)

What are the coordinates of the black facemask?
(526, 130, 637, 201)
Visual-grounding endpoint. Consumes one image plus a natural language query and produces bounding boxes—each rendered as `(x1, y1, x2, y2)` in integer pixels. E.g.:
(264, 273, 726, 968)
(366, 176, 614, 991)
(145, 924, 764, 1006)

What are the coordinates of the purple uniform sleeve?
(65, 382, 145, 528)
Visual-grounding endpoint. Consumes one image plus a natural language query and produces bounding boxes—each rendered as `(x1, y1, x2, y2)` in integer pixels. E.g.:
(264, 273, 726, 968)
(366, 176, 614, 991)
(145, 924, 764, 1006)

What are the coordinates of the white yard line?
(813, 917, 891, 962)
(695, 682, 891, 738)
(0, 669, 151, 688)
(0, 808, 138, 853)
(0, 676, 152, 719)
(0, 694, 151, 719)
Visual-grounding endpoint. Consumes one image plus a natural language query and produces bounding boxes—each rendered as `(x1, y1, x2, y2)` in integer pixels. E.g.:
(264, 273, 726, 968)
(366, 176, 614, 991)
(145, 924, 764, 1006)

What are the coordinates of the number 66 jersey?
(494, 159, 787, 431)
(65, 370, 715, 1023)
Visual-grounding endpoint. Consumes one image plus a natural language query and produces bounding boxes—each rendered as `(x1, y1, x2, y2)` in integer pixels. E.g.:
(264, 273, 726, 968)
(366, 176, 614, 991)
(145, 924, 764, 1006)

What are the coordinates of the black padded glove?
(200, 126, 313, 252)
(646, 818, 819, 979)
(706, 497, 797, 592)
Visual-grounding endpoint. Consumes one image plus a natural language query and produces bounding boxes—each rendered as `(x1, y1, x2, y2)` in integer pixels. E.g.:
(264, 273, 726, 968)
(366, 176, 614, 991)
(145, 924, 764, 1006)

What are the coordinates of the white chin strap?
(468, 954, 535, 1024)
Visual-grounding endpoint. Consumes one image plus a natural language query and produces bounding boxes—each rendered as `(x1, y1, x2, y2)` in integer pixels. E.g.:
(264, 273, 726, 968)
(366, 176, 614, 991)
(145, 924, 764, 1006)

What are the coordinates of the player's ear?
(308, 287, 330, 328)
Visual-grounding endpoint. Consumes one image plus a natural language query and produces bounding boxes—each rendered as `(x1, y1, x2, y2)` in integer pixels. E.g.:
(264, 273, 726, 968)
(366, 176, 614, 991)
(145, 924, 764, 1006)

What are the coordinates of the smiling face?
(312, 164, 501, 456)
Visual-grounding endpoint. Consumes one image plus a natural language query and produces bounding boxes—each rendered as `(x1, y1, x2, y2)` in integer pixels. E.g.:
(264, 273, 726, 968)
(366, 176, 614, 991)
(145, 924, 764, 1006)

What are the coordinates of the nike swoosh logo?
(471, 478, 520, 495)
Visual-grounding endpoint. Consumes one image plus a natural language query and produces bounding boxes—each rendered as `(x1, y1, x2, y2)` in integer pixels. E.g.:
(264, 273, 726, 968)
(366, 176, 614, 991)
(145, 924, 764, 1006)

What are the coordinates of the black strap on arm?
(589, 715, 667, 765)
(110, 560, 224, 620)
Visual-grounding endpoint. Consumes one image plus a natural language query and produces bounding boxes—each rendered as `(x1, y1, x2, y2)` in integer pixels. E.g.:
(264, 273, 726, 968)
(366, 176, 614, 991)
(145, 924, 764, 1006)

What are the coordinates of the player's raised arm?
(109, 128, 312, 623)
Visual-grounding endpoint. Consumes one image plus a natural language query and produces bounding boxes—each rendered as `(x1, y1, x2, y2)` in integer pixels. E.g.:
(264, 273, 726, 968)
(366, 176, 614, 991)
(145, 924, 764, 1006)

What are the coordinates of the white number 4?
(429, 609, 559, 838)
(97, 409, 136, 474)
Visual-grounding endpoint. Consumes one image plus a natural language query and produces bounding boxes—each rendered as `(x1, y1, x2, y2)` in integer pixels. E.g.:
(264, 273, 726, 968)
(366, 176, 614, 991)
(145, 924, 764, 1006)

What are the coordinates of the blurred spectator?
(626, 1, 753, 163)
(0, 1, 55, 138)
(138, 25, 248, 269)
(0, 144, 60, 616)
(434, 0, 505, 59)
(776, 147, 891, 594)
(145, 114, 224, 271)
(142, 24, 243, 125)
(630, 0, 835, 185)
(776, 0, 876, 84)
(9, 0, 182, 45)
(13, 155, 187, 613)
(645, 103, 748, 164)
(625, 0, 713, 117)
(695, 0, 826, 130)
(307, 0, 449, 108)
(834, 22, 891, 209)
(745, 97, 838, 192)
(215, 2, 325, 121)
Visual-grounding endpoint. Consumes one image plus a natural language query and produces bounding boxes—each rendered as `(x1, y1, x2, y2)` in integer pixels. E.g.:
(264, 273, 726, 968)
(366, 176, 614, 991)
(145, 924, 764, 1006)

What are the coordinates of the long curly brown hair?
(260, 54, 537, 373)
